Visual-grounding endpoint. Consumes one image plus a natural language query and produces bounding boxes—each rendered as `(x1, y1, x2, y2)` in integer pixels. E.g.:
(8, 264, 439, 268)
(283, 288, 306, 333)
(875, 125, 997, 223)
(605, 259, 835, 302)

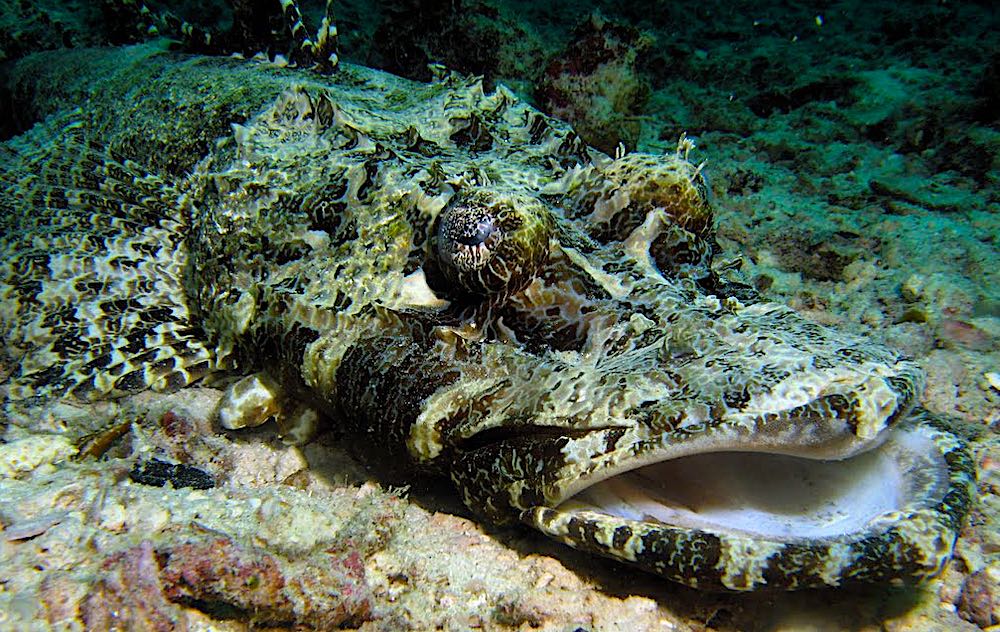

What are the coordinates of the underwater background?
(0, 0, 997, 630)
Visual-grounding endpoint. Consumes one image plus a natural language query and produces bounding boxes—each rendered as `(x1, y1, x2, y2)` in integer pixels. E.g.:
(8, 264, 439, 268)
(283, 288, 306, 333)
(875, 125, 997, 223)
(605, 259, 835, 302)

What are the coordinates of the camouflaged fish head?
(0, 47, 973, 592)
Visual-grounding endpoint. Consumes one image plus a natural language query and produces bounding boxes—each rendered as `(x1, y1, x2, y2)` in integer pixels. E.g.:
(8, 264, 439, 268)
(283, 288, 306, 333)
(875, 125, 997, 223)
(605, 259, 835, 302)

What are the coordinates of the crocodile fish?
(0, 43, 974, 591)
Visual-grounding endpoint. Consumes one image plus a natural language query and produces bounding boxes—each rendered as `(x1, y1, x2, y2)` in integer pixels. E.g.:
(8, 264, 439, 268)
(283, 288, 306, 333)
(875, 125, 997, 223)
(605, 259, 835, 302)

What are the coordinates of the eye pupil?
(456, 218, 497, 247)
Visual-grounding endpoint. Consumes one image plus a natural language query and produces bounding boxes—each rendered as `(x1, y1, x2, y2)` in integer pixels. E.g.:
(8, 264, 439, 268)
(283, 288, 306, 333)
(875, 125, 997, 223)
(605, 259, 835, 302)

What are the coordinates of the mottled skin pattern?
(0, 44, 974, 591)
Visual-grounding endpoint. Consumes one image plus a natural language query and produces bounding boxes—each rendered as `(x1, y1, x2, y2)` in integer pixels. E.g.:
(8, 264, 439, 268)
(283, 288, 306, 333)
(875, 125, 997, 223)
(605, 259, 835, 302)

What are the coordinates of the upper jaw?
(534, 356, 925, 507)
(445, 316, 928, 514)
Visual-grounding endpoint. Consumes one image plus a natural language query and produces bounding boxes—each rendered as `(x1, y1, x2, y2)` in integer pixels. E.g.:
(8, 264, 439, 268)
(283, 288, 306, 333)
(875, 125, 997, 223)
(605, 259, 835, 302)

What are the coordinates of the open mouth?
(558, 425, 943, 542)
(524, 417, 970, 591)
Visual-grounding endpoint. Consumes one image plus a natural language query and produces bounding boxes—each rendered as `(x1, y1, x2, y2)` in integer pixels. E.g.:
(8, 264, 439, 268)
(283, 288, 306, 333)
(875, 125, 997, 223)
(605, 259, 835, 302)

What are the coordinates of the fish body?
(1, 44, 974, 591)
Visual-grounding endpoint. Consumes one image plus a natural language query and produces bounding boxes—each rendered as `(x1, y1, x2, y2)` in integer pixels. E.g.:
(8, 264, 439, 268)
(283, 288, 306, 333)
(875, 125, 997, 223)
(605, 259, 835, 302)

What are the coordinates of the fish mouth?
(523, 413, 972, 591)
(559, 426, 936, 541)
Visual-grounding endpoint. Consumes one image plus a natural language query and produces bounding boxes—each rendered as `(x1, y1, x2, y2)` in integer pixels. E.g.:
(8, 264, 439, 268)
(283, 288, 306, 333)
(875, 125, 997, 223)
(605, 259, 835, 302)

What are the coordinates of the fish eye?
(434, 190, 551, 300)
(454, 215, 498, 248)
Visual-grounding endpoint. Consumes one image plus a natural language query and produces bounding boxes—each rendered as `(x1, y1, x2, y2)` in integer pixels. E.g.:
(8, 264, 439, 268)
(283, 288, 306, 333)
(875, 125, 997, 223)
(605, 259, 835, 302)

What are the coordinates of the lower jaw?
(525, 419, 972, 591)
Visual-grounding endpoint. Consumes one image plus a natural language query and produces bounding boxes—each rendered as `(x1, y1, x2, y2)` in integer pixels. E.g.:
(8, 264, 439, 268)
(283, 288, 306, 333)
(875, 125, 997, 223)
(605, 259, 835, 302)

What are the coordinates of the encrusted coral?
(537, 12, 652, 153)
(365, 0, 544, 91)
(78, 537, 372, 629)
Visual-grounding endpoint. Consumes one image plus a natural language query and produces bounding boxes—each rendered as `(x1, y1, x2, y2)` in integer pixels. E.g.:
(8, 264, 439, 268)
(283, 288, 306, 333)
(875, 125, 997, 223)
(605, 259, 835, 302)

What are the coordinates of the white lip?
(557, 425, 945, 542)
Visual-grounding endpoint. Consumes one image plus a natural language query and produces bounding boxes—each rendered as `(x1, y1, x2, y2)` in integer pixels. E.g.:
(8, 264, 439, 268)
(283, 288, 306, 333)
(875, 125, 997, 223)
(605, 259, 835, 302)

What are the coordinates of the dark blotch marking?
(115, 370, 150, 392)
(449, 114, 493, 152)
(723, 386, 752, 409)
(634, 529, 723, 585)
(52, 333, 89, 356)
(603, 427, 627, 454)
(528, 114, 550, 144)
(399, 126, 441, 156)
(26, 364, 66, 388)
(760, 542, 825, 590)
(612, 526, 633, 551)
(129, 458, 214, 490)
